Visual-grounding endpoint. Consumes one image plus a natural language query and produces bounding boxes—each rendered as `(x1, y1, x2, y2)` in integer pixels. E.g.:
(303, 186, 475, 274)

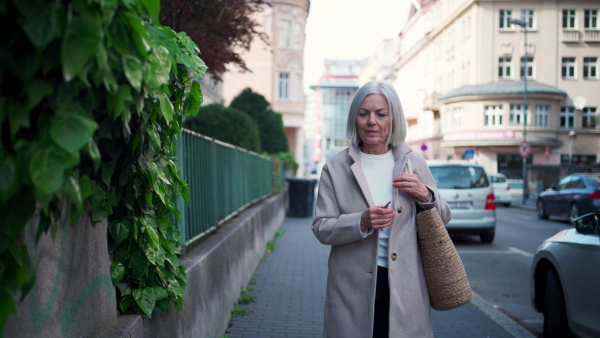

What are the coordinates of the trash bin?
(286, 178, 317, 217)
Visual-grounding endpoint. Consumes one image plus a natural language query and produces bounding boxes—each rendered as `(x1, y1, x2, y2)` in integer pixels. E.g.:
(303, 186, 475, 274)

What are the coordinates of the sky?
(303, 0, 411, 89)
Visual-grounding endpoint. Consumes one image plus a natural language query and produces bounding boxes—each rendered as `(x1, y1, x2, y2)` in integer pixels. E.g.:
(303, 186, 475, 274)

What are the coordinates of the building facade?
(380, 0, 599, 180)
(221, 0, 310, 172)
(305, 59, 365, 175)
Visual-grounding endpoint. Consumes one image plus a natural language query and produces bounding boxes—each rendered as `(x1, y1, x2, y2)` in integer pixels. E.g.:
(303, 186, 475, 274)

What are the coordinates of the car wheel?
(537, 200, 549, 219)
(503, 202, 511, 207)
(480, 232, 494, 243)
(569, 204, 579, 226)
(543, 269, 571, 337)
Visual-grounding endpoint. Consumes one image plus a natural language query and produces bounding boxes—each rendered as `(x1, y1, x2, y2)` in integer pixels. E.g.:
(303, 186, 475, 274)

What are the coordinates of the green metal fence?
(175, 129, 272, 247)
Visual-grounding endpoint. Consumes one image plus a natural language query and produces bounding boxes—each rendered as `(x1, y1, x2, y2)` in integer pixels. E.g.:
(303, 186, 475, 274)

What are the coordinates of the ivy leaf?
(143, 46, 171, 88)
(107, 84, 133, 119)
(158, 90, 174, 124)
(61, 14, 100, 81)
(86, 139, 102, 172)
(91, 201, 112, 223)
(122, 55, 142, 92)
(151, 285, 167, 301)
(79, 175, 92, 200)
(182, 81, 201, 117)
(29, 143, 78, 197)
(64, 174, 83, 223)
(0, 153, 19, 204)
(110, 262, 126, 284)
(0, 189, 35, 240)
(129, 250, 150, 279)
(142, 0, 160, 20)
(147, 125, 160, 149)
(102, 161, 115, 187)
(119, 295, 133, 314)
(0, 289, 16, 330)
(26, 79, 53, 110)
(50, 111, 99, 154)
(109, 219, 132, 246)
(133, 287, 155, 318)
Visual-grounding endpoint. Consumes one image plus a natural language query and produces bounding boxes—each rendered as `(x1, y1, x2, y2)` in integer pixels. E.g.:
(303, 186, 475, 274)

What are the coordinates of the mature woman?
(312, 81, 451, 337)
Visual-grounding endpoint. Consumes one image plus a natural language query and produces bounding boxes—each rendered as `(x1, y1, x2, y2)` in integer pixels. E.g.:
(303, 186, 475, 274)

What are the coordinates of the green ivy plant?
(0, 0, 206, 328)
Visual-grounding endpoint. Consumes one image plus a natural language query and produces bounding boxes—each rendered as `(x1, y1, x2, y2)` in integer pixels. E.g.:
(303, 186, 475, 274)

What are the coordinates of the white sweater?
(360, 150, 394, 268)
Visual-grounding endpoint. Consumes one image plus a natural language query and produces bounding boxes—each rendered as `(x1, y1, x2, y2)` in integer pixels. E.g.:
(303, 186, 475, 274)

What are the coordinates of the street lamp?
(569, 130, 576, 164)
(509, 17, 529, 205)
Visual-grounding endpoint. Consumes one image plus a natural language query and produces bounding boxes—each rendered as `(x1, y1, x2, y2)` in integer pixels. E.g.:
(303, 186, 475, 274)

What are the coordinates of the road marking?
(508, 246, 534, 258)
(458, 247, 534, 258)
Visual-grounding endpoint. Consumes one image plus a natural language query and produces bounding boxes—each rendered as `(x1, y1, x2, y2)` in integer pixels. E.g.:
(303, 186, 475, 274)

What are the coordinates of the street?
(455, 205, 574, 337)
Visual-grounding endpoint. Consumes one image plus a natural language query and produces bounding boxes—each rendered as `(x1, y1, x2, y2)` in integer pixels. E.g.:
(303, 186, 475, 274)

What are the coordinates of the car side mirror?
(551, 184, 559, 191)
(574, 213, 600, 235)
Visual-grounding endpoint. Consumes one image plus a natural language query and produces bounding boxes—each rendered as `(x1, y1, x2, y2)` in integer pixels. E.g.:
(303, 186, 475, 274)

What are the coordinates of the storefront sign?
(445, 130, 516, 141)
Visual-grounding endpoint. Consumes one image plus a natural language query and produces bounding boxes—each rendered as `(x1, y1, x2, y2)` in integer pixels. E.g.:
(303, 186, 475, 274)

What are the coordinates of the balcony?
(561, 30, 580, 42)
(423, 93, 441, 112)
(583, 30, 600, 42)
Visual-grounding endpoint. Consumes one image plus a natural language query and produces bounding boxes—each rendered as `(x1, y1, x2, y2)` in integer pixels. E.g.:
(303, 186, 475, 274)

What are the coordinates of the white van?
(428, 162, 497, 243)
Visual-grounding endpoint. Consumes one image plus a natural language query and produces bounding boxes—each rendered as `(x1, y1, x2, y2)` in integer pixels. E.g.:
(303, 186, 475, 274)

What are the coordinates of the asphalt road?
(452, 205, 574, 337)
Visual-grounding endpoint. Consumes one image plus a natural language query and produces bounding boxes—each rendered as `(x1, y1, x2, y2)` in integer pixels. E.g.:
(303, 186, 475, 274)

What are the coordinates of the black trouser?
(373, 266, 390, 338)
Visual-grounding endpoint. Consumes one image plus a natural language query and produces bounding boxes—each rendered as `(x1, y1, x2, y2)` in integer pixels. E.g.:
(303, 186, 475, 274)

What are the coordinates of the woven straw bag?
(406, 159, 472, 311)
(416, 207, 472, 310)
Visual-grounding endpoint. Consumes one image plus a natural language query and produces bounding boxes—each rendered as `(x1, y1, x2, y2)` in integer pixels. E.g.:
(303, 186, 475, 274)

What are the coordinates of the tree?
(160, 0, 270, 81)
(183, 104, 261, 152)
(230, 88, 288, 154)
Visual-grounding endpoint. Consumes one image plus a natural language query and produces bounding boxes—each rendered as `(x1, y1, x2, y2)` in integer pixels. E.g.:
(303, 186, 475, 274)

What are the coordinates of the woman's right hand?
(360, 206, 396, 232)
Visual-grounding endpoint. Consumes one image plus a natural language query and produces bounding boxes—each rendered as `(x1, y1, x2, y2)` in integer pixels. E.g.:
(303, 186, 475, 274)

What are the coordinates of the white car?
(428, 162, 496, 243)
(530, 213, 600, 337)
(489, 173, 511, 207)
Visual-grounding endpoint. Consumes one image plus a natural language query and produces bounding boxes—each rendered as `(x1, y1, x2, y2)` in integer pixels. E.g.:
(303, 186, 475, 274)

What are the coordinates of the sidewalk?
(226, 216, 536, 338)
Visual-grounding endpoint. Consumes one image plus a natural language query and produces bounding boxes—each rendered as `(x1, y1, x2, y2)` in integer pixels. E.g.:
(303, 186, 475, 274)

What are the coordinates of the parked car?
(530, 213, 600, 337)
(489, 173, 511, 207)
(536, 173, 600, 225)
(428, 162, 496, 243)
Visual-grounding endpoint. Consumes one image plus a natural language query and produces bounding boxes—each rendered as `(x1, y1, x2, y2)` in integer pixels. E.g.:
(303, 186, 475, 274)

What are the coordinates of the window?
(293, 22, 303, 49)
(585, 9, 598, 28)
(499, 57, 512, 78)
(452, 107, 464, 128)
(278, 20, 291, 48)
(278, 72, 289, 99)
(520, 57, 534, 78)
(562, 57, 576, 79)
(521, 9, 535, 28)
(560, 107, 575, 128)
(563, 9, 576, 28)
(535, 105, 549, 126)
(499, 10, 512, 29)
(584, 57, 598, 79)
(510, 104, 528, 125)
(484, 105, 503, 126)
(582, 107, 597, 128)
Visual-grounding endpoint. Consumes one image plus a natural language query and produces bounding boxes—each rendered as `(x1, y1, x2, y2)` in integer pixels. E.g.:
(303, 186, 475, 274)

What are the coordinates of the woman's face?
(356, 94, 391, 152)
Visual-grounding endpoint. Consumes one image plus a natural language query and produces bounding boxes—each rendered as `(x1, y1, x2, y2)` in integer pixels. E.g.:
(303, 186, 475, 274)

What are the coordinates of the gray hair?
(346, 81, 407, 147)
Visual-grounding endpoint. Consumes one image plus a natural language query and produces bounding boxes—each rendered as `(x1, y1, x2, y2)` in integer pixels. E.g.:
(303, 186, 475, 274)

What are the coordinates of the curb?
(470, 291, 537, 338)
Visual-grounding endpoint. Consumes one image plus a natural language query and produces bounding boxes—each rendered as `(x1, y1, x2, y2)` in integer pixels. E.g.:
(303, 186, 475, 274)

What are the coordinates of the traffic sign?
(519, 141, 531, 158)
(463, 149, 475, 160)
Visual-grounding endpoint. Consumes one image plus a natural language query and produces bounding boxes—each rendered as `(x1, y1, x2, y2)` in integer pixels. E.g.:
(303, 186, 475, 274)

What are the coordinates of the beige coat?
(312, 142, 451, 338)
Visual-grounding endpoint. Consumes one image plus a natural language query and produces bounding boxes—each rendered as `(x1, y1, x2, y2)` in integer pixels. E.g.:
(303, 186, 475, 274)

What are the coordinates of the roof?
(439, 80, 567, 101)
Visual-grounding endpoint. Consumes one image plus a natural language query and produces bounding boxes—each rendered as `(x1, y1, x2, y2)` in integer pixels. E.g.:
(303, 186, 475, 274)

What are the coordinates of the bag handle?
(405, 157, 418, 215)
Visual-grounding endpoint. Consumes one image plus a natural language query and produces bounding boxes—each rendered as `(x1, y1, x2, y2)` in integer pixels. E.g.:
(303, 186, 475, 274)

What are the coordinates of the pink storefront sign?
(444, 130, 516, 141)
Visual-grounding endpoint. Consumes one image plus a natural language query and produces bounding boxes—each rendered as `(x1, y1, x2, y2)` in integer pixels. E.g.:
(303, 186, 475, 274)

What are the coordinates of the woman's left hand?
(392, 173, 431, 203)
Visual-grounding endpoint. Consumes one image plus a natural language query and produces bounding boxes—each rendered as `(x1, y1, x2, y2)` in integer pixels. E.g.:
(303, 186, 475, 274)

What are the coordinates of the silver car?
(428, 162, 496, 243)
(530, 213, 600, 337)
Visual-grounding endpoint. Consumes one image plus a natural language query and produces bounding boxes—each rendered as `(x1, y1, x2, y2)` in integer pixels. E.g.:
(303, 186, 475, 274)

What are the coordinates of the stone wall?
(4, 193, 286, 338)
(4, 203, 116, 337)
